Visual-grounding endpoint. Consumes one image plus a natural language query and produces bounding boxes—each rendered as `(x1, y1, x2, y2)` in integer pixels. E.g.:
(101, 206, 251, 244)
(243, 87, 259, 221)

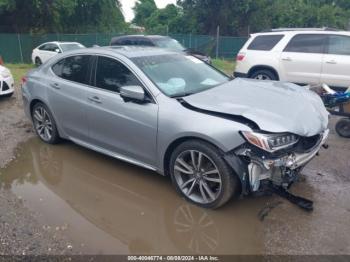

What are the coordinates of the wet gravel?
(0, 89, 76, 255)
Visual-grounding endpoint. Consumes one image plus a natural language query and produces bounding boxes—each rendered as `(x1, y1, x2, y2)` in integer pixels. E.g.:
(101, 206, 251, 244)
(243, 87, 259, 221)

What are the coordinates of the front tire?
(32, 102, 60, 144)
(169, 140, 239, 209)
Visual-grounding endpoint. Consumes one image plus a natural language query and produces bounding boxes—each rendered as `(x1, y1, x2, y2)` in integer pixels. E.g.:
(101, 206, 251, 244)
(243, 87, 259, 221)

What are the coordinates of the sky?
(120, 0, 177, 22)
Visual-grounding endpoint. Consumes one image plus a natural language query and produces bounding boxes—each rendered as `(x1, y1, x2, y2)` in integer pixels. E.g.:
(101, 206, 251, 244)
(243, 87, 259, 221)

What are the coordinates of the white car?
(0, 65, 14, 97)
(234, 28, 350, 89)
(31, 42, 85, 66)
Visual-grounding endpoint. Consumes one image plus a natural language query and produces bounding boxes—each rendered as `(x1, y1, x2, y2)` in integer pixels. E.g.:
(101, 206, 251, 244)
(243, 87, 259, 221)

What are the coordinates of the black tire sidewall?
(35, 57, 42, 66)
(335, 119, 350, 138)
(32, 102, 60, 144)
(169, 140, 238, 209)
(251, 69, 277, 80)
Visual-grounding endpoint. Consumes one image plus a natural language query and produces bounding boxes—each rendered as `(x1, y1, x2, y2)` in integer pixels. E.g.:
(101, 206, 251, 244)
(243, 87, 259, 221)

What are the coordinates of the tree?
(177, 0, 350, 36)
(0, 0, 126, 33)
(132, 0, 157, 26)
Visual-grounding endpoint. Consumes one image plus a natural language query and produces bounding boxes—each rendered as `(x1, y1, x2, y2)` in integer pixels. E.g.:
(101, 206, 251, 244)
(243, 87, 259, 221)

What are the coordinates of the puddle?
(0, 138, 272, 255)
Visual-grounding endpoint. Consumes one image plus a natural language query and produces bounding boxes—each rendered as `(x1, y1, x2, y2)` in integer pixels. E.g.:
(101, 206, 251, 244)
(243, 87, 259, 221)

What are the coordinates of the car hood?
(183, 78, 329, 137)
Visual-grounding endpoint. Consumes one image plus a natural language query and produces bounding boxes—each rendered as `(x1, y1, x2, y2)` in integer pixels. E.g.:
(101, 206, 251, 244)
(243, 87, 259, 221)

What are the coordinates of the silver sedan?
(22, 46, 329, 209)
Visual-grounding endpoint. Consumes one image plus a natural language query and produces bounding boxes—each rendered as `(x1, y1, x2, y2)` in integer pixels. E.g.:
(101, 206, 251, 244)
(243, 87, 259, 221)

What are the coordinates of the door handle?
(282, 57, 292, 61)
(88, 96, 102, 104)
(326, 60, 337, 64)
(50, 83, 60, 90)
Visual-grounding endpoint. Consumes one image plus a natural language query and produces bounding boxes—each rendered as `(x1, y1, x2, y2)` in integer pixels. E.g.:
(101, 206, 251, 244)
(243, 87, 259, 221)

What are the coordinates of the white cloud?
(120, 0, 177, 22)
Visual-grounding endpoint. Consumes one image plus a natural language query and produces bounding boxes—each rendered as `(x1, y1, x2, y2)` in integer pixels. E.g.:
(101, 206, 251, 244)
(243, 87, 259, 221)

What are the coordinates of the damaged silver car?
(22, 46, 329, 209)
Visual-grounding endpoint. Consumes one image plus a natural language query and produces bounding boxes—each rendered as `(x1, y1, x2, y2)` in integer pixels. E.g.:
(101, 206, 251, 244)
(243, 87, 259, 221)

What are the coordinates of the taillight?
(21, 76, 27, 85)
(236, 53, 245, 62)
(0, 56, 4, 65)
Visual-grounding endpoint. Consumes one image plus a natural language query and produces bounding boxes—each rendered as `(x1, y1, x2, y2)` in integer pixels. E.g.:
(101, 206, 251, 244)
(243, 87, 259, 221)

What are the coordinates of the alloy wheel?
(173, 150, 222, 204)
(33, 106, 53, 142)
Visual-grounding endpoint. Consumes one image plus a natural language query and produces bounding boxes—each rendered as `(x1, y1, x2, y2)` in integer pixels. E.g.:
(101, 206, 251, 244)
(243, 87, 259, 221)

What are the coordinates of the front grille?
(2, 81, 9, 91)
(297, 134, 321, 152)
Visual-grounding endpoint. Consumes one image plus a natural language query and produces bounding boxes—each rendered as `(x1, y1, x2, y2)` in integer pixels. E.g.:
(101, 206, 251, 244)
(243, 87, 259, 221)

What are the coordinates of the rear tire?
(32, 102, 60, 144)
(169, 140, 239, 209)
(250, 69, 277, 81)
(35, 57, 42, 67)
(335, 118, 350, 138)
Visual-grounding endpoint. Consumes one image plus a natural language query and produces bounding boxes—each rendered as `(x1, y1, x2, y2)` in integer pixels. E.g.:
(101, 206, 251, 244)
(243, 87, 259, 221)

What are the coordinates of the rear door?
(280, 34, 327, 85)
(48, 55, 93, 142)
(321, 34, 350, 88)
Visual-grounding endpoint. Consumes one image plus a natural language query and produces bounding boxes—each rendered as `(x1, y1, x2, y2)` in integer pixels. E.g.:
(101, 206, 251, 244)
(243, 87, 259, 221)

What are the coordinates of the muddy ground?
(0, 85, 349, 255)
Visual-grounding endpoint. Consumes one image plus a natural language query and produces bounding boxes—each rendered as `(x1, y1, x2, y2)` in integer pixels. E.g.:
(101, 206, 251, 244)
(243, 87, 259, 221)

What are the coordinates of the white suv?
(234, 28, 350, 89)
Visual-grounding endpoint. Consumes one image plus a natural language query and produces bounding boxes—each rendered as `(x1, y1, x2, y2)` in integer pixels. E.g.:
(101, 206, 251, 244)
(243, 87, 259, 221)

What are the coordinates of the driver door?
(86, 56, 158, 167)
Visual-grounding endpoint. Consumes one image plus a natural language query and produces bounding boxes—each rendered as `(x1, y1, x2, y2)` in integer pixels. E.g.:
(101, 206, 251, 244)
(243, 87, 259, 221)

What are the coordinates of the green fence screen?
(0, 33, 248, 63)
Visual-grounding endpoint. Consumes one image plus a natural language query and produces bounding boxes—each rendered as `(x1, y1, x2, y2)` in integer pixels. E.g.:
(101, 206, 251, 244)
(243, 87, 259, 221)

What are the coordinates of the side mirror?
(55, 48, 61, 53)
(120, 85, 146, 102)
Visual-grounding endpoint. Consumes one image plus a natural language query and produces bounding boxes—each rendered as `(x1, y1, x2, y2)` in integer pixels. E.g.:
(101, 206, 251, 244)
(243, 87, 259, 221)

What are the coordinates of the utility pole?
(216, 25, 220, 59)
(17, 34, 24, 63)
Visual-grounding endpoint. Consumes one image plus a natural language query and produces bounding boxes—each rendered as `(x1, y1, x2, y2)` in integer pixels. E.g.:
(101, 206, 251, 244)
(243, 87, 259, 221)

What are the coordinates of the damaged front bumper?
(235, 129, 329, 193)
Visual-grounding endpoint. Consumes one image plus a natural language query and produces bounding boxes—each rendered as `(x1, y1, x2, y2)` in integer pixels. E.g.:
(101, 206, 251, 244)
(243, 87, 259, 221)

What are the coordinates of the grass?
(3, 59, 235, 86)
(4, 64, 35, 86)
(212, 59, 236, 75)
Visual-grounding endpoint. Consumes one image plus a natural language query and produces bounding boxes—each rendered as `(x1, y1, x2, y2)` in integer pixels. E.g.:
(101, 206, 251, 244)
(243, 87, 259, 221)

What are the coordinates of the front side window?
(153, 38, 185, 52)
(52, 55, 91, 85)
(95, 56, 142, 93)
(247, 35, 284, 51)
(132, 54, 229, 97)
(327, 35, 350, 56)
(284, 34, 327, 53)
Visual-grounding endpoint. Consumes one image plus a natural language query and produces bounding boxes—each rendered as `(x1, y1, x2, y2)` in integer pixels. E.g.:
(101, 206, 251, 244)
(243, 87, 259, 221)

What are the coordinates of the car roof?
(59, 46, 179, 59)
(252, 30, 350, 37)
(41, 41, 82, 45)
(112, 35, 169, 40)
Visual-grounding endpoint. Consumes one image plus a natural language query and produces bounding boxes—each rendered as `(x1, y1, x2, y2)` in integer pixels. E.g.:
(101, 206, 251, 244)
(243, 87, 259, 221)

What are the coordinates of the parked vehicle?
(0, 64, 14, 97)
(22, 46, 329, 209)
(31, 42, 85, 66)
(110, 35, 211, 64)
(234, 28, 350, 89)
(313, 84, 350, 138)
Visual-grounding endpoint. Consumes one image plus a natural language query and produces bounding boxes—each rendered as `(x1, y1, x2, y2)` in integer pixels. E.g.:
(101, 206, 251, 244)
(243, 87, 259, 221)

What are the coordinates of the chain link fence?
(0, 33, 248, 63)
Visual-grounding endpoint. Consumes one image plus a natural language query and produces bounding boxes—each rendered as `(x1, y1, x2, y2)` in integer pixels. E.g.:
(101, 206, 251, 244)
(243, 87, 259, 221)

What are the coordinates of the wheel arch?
(162, 136, 223, 177)
(29, 98, 66, 139)
(248, 65, 279, 80)
(162, 136, 244, 196)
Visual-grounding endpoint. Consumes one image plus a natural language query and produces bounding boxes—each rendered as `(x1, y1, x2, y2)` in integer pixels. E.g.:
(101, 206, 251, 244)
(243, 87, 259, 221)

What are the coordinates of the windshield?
(152, 38, 185, 52)
(60, 43, 85, 52)
(132, 54, 229, 97)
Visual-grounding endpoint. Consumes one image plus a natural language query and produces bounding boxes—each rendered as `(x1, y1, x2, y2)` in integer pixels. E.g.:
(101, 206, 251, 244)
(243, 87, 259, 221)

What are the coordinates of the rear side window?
(39, 44, 58, 52)
(95, 56, 142, 93)
(284, 34, 327, 54)
(327, 35, 350, 56)
(52, 59, 64, 76)
(247, 35, 284, 51)
(52, 55, 91, 85)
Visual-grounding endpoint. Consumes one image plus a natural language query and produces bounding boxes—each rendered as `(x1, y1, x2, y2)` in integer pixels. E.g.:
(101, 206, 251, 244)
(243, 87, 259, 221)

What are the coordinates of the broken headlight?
(241, 131, 299, 152)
